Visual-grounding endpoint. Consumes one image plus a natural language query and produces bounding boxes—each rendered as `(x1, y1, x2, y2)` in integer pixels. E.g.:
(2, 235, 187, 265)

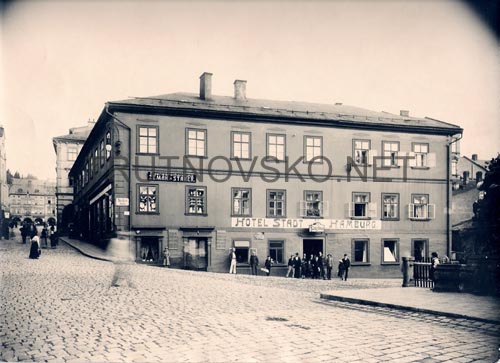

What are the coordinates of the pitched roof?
(462, 156, 489, 171)
(109, 92, 462, 132)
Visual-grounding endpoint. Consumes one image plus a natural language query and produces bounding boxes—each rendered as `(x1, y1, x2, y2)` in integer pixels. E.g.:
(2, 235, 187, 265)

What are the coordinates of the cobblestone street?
(1, 238, 499, 363)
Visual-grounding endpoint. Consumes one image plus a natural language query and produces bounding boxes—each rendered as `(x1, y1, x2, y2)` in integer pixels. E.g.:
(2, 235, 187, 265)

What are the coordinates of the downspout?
(105, 105, 132, 244)
(446, 133, 463, 258)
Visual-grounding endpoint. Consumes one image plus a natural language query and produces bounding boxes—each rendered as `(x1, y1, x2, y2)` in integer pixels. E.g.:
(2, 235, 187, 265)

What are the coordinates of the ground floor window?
(140, 237, 160, 263)
(185, 238, 208, 270)
(233, 240, 250, 263)
(413, 239, 429, 261)
(382, 239, 399, 264)
(269, 240, 284, 264)
(352, 239, 369, 264)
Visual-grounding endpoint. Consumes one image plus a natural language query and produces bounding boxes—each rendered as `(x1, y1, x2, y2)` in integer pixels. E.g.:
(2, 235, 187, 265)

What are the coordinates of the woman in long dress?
(29, 236, 41, 259)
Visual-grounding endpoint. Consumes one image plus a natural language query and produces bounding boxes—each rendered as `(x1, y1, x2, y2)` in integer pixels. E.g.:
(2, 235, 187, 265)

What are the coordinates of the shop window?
(382, 239, 399, 264)
(234, 240, 250, 263)
(267, 134, 286, 161)
(382, 193, 399, 220)
(231, 131, 251, 159)
(186, 186, 207, 215)
(267, 189, 286, 217)
(352, 239, 370, 264)
(269, 240, 284, 264)
(232, 188, 251, 216)
(382, 141, 400, 167)
(186, 128, 207, 157)
(304, 136, 322, 163)
(138, 185, 157, 213)
(140, 237, 159, 263)
(138, 126, 158, 154)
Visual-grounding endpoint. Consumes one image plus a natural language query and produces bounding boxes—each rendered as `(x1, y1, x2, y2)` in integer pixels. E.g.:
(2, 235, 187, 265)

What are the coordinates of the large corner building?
(69, 73, 462, 277)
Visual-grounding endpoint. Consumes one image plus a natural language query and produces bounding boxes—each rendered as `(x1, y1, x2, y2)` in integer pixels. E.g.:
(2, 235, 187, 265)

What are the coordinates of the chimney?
(234, 80, 247, 100)
(400, 110, 409, 117)
(199, 72, 213, 100)
(472, 154, 478, 161)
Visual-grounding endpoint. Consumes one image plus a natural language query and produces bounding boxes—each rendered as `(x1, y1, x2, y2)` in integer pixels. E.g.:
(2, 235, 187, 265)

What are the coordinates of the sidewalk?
(60, 236, 113, 262)
(321, 287, 500, 324)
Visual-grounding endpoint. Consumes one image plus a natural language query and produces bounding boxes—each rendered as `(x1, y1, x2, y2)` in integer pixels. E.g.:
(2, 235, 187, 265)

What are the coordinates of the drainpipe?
(446, 133, 463, 258)
(105, 105, 132, 253)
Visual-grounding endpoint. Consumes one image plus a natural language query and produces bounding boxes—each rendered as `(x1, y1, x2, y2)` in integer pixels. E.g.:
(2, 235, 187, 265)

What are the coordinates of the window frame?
(266, 189, 286, 218)
(353, 139, 371, 165)
(302, 190, 324, 218)
(381, 141, 400, 168)
(352, 192, 370, 219)
(231, 131, 252, 160)
(381, 238, 400, 265)
(231, 187, 252, 217)
(351, 238, 370, 265)
(185, 185, 208, 216)
(186, 128, 207, 158)
(106, 131, 112, 160)
(137, 125, 159, 155)
(266, 133, 286, 162)
(67, 147, 78, 162)
(303, 135, 323, 164)
(410, 193, 432, 220)
(381, 193, 400, 221)
(411, 238, 429, 262)
(100, 139, 105, 167)
(269, 239, 285, 265)
(137, 184, 159, 214)
(233, 239, 251, 264)
(411, 142, 430, 168)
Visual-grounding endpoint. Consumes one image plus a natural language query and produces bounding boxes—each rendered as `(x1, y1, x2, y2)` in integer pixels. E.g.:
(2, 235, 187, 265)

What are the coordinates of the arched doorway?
(23, 217, 33, 224)
(476, 171, 483, 182)
(34, 218, 44, 225)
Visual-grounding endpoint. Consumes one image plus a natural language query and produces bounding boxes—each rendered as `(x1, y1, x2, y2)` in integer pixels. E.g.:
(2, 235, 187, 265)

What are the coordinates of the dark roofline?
(107, 101, 463, 136)
(462, 156, 488, 171)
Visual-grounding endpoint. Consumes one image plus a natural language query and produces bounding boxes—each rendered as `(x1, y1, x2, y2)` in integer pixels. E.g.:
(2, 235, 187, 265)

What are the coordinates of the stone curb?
(60, 237, 112, 263)
(319, 292, 500, 325)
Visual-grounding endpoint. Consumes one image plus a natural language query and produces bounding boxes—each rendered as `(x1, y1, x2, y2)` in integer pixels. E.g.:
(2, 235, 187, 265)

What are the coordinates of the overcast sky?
(1, 0, 498, 180)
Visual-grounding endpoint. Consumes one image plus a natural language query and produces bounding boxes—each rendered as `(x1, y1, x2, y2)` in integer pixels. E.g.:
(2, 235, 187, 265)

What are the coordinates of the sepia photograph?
(1, 0, 499, 362)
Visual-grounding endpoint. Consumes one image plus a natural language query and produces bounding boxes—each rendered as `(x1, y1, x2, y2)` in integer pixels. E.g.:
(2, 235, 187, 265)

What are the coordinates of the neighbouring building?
(52, 121, 94, 233)
(9, 178, 56, 226)
(452, 154, 489, 189)
(0, 127, 9, 237)
(69, 72, 462, 277)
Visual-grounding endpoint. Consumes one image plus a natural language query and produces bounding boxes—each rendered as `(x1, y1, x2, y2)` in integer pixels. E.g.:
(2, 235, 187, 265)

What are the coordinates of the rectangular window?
(412, 143, 429, 167)
(186, 128, 207, 157)
(382, 239, 399, 264)
(89, 155, 93, 179)
(67, 147, 78, 161)
(106, 132, 111, 160)
(301, 191, 324, 217)
(412, 239, 429, 261)
(100, 140, 105, 167)
(304, 136, 322, 163)
(94, 148, 98, 174)
(409, 194, 435, 220)
(84, 163, 89, 185)
(382, 141, 400, 167)
(382, 193, 399, 220)
(234, 240, 250, 264)
(138, 126, 158, 154)
(267, 190, 286, 217)
(138, 185, 157, 213)
(232, 188, 251, 216)
(451, 161, 458, 176)
(267, 134, 286, 161)
(231, 131, 251, 159)
(353, 139, 370, 165)
(352, 192, 369, 218)
(186, 186, 207, 215)
(269, 240, 284, 264)
(352, 239, 370, 264)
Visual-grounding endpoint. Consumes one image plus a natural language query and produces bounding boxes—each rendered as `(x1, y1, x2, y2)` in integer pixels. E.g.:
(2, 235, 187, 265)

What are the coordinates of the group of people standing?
(286, 252, 351, 280)
(22, 222, 58, 259)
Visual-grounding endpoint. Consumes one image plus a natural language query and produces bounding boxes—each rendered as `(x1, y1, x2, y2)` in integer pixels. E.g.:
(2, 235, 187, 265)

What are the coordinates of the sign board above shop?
(231, 217, 381, 230)
(147, 171, 197, 183)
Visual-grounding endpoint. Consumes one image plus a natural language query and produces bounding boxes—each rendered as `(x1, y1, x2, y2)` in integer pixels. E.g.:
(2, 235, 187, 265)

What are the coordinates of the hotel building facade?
(69, 73, 462, 277)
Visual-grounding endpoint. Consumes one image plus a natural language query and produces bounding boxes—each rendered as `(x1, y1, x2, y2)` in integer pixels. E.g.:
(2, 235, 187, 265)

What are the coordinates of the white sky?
(1, 0, 498, 180)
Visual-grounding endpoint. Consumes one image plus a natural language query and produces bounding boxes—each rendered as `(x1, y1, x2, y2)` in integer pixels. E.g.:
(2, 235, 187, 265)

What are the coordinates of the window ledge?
(231, 214, 253, 218)
(382, 218, 400, 221)
(185, 213, 208, 217)
(351, 262, 371, 266)
(185, 155, 208, 159)
(301, 215, 324, 219)
(136, 153, 160, 156)
(136, 212, 160, 215)
(409, 218, 433, 221)
(411, 166, 430, 170)
(351, 217, 371, 220)
(381, 262, 400, 266)
(230, 157, 253, 161)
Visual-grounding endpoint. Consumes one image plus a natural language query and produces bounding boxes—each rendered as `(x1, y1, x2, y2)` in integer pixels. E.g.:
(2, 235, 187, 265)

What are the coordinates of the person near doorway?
(301, 253, 309, 278)
(337, 259, 345, 280)
(249, 250, 259, 275)
(293, 253, 301, 278)
(264, 256, 272, 276)
(318, 251, 326, 280)
(163, 248, 171, 267)
(311, 255, 320, 279)
(342, 254, 351, 281)
(326, 254, 334, 280)
(285, 255, 294, 277)
(430, 252, 439, 282)
(229, 247, 237, 274)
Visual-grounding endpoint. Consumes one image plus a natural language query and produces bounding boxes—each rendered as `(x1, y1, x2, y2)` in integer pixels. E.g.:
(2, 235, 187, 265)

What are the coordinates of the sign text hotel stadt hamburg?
(231, 218, 382, 230)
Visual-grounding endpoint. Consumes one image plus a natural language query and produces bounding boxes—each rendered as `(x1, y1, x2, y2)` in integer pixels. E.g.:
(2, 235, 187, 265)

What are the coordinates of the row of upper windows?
(137, 185, 436, 221)
(137, 126, 437, 168)
(75, 132, 112, 192)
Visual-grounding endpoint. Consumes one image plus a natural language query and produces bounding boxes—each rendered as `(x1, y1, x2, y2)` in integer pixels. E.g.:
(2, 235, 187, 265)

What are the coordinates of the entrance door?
(303, 239, 323, 259)
(185, 238, 208, 270)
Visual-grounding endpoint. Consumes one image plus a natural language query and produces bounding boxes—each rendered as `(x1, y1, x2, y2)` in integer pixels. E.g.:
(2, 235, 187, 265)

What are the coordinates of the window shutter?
(428, 204, 435, 219)
(345, 203, 352, 218)
(408, 152, 416, 167)
(368, 202, 377, 218)
(299, 201, 306, 217)
(322, 201, 329, 217)
(397, 151, 405, 167)
(427, 153, 436, 168)
(369, 149, 378, 166)
(408, 203, 415, 219)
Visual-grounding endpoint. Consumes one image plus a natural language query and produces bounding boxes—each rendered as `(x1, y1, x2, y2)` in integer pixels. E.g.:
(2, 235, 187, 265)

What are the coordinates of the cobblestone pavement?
(1, 238, 499, 363)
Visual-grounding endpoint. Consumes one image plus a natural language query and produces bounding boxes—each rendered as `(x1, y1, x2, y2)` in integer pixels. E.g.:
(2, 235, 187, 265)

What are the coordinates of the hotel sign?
(147, 171, 197, 183)
(231, 217, 381, 230)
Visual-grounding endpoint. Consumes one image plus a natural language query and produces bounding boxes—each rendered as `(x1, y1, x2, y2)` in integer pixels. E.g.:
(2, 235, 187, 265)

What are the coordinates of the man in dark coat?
(249, 250, 259, 276)
(342, 254, 351, 281)
(293, 253, 301, 278)
(311, 255, 319, 279)
(318, 251, 325, 279)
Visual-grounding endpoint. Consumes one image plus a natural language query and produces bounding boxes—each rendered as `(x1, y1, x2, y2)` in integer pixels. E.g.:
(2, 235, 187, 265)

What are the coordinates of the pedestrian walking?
(326, 253, 334, 280)
(318, 251, 326, 280)
(285, 255, 294, 278)
(337, 259, 345, 280)
(29, 236, 41, 259)
(29, 224, 38, 239)
(430, 252, 439, 282)
(264, 256, 273, 276)
(162, 247, 171, 267)
(293, 253, 301, 278)
(49, 226, 57, 248)
(342, 254, 351, 281)
(20, 225, 27, 244)
(41, 226, 48, 249)
(228, 247, 237, 274)
(249, 250, 259, 276)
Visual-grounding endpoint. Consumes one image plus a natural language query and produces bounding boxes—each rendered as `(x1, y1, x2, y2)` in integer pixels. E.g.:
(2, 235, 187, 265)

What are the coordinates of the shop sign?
(116, 197, 129, 206)
(147, 171, 197, 183)
(309, 222, 325, 233)
(231, 217, 381, 230)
